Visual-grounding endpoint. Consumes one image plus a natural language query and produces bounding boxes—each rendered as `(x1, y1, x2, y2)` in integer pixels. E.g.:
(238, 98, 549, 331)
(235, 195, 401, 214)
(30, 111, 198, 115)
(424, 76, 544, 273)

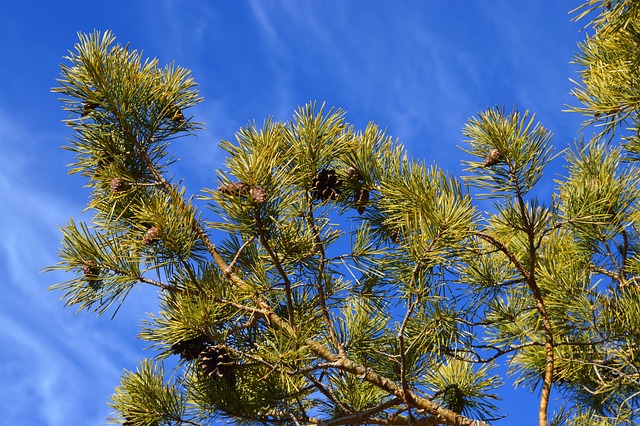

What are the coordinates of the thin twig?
(253, 209, 296, 330)
(320, 397, 402, 426)
(398, 270, 420, 406)
(305, 372, 354, 415)
(225, 312, 259, 337)
(227, 235, 257, 274)
(304, 201, 345, 357)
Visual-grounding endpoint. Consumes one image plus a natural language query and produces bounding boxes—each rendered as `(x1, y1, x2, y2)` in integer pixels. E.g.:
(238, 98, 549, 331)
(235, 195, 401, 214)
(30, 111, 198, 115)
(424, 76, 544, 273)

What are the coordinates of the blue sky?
(0, 1, 591, 425)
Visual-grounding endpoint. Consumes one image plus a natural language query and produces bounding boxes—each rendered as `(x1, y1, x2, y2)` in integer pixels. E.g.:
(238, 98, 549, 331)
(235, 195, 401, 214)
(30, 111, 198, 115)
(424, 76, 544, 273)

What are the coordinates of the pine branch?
(475, 232, 529, 279)
(320, 397, 401, 426)
(227, 235, 257, 273)
(254, 208, 296, 330)
(398, 271, 420, 407)
(305, 199, 345, 357)
(306, 373, 356, 416)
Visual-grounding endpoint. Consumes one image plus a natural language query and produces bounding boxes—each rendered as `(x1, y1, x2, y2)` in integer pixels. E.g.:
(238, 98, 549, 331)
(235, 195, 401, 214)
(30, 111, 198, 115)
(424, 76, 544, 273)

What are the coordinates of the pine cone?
(354, 188, 369, 215)
(312, 169, 341, 201)
(142, 226, 160, 246)
(199, 345, 235, 379)
(172, 335, 209, 361)
(483, 148, 502, 167)
(165, 104, 185, 124)
(346, 166, 361, 180)
(110, 177, 126, 193)
(219, 182, 251, 197)
(81, 260, 101, 288)
(250, 185, 267, 203)
(81, 90, 101, 117)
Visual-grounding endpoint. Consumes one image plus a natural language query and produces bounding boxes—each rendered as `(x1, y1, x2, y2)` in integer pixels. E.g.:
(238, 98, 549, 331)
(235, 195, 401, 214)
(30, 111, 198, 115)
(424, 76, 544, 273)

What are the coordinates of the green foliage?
(424, 359, 502, 420)
(47, 4, 640, 425)
(109, 359, 186, 426)
(461, 107, 556, 198)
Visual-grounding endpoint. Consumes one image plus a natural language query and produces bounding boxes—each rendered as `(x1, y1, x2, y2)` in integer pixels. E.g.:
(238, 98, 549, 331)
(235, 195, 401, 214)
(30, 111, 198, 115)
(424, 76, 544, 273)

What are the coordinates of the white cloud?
(0, 109, 159, 425)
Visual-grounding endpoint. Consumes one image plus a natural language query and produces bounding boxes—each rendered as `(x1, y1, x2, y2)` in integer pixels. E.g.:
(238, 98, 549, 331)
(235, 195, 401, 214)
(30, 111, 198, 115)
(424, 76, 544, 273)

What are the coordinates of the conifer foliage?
(48, 3, 640, 425)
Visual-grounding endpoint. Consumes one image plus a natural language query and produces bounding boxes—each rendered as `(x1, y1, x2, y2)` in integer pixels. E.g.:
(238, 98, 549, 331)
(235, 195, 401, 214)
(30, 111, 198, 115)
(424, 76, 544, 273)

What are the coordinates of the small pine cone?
(199, 345, 235, 379)
(172, 335, 209, 361)
(81, 89, 102, 117)
(81, 260, 101, 288)
(346, 166, 361, 181)
(142, 226, 160, 246)
(326, 169, 338, 189)
(354, 188, 369, 215)
(250, 185, 267, 203)
(165, 103, 185, 124)
(171, 109, 185, 124)
(322, 187, 341, 201)
(110, 177, 126, 193)
(312, 169, 342, 200)
(483, 148, 502, 167)
(389, 229, 400, 244)
(219, 182, 251, 197)
(81, 101, 99, 117)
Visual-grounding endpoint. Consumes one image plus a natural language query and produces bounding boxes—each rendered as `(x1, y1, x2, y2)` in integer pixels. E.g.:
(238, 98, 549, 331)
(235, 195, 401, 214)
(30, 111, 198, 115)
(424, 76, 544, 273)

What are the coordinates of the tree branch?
(475, 232, 530, 280)
(253, 209, 297, 330)
(305, 201, 345, 357)
(320, 397, 402, 426)
(513, 179, 554, 426)
(398, 282, 419, 407)
(122, 122, 490, 426)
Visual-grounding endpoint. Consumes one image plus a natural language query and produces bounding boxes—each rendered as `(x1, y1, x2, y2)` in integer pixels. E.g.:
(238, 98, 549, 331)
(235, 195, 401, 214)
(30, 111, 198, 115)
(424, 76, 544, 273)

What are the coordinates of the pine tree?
(47, 2, 640, 425)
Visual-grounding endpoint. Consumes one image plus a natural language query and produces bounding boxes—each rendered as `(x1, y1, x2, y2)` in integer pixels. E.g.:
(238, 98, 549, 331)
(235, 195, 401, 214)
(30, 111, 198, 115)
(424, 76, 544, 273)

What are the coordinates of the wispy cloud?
(241, 1, 585, 178)
(0, 109, 159, 425)
(243, 1, 480, 171)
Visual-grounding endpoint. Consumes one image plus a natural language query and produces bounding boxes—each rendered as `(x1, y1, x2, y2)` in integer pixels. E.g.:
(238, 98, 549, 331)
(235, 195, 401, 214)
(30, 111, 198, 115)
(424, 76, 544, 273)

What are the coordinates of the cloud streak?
(0, 108, 160, 425)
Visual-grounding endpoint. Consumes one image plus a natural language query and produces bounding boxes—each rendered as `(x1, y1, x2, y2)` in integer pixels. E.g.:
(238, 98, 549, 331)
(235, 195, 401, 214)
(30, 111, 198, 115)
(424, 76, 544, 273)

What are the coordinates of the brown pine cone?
(219, 182, 251, 196)
(81, 260, 101, 288)
(110, 177, 126, 193)
(483, 148, 502, 167)
(346, 166, 361, 180)
(250, 185, 267, 203)
(142, 226, 160, 246)
(199, 345, 235, 379)
(354, 188, 369, 214)
(172, 335, 209, 361)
